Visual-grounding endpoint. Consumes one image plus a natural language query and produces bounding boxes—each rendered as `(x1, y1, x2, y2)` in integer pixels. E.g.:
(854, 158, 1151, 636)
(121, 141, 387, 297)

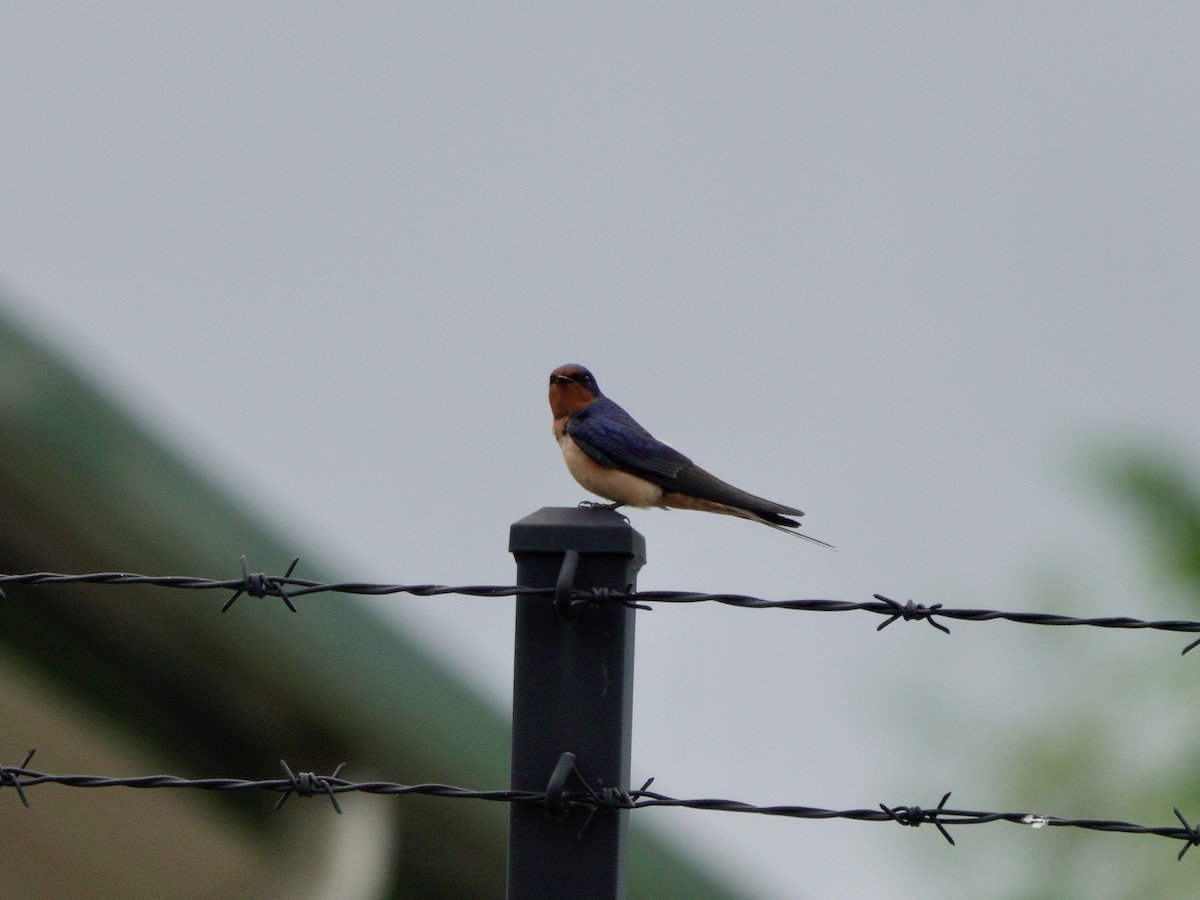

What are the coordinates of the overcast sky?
(3, 4, 1199, 898)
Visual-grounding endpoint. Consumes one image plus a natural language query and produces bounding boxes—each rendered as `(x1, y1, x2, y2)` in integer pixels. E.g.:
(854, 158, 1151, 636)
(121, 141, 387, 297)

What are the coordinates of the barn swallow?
(548, 364, 832, 547)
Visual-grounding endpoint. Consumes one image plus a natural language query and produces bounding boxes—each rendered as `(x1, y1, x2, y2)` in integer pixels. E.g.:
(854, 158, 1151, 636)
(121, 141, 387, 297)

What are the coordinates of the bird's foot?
(577, 500, 629, 521)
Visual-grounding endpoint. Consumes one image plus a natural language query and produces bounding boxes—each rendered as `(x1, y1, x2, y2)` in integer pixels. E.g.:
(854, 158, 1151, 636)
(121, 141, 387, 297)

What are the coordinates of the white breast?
(558, 435, 664, 507)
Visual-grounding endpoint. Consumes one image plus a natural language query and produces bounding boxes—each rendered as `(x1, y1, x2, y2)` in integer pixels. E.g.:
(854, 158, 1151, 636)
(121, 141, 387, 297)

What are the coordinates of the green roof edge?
(0, 303, 746, 900)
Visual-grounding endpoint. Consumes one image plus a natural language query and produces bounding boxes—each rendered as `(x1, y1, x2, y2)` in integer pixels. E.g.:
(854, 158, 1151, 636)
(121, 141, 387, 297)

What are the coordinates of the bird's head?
(548, 364, 602, 418)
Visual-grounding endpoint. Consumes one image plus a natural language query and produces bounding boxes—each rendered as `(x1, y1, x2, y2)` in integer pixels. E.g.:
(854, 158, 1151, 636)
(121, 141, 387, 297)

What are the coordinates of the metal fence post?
(507, 506, 646, 900)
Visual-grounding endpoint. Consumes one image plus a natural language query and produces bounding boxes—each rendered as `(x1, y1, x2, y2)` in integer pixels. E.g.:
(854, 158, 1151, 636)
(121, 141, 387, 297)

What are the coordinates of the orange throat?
(548, 382, 597, 420)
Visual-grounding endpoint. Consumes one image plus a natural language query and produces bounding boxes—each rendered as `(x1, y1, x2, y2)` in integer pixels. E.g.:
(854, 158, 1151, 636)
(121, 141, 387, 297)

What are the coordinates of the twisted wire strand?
(4, 565, 1200, 648)
(1, 754, 1197, 857)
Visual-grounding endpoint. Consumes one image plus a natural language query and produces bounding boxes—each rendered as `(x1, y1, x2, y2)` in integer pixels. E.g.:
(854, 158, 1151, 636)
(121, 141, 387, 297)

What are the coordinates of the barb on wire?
(875, 596, 950, 634)
(1174, 808, 1200, 860)
(0, 749, 36, 807)
(539, 751, 657, 839)
(881, 790, 955, 844)
(2, 755, 1198, 859)
(223, 556, 300, 613)
(274, 759, 345, 813)
(4, 564, 1200, 651)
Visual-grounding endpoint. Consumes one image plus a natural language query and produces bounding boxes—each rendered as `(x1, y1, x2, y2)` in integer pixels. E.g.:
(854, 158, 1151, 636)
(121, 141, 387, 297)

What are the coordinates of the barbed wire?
(1, 751, 1197, 859)
(4, 558, 1200, 652)
(6, 561, 1200, 864)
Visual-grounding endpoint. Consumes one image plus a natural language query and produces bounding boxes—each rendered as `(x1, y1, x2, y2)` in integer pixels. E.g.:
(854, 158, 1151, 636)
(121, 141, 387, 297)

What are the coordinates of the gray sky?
(3, 4, 1199, 897)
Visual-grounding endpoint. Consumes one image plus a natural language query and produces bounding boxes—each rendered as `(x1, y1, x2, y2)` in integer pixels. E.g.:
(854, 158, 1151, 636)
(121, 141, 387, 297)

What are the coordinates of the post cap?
(509, 507, 647, 563)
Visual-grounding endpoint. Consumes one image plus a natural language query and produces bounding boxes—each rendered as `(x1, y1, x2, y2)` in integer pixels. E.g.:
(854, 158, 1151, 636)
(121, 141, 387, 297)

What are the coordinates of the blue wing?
(565, 397, 804, 521)
(564, 397, 693, 481)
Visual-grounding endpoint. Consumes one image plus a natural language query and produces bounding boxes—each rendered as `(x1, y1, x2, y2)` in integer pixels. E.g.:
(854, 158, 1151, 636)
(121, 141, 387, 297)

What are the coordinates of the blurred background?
(2, 3, 1199, 897)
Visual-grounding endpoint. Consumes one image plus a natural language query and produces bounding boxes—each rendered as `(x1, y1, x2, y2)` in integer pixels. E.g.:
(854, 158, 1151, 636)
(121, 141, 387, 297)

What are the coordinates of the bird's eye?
(551, 370, 592, 387)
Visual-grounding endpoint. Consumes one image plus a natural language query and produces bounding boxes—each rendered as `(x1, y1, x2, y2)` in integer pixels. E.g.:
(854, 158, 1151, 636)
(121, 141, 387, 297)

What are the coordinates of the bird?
(548, 364, 832, 547)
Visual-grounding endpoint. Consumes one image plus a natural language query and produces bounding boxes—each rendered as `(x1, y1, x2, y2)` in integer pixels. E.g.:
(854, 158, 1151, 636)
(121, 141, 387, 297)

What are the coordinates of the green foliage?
(1096, 450, 1200, 591)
